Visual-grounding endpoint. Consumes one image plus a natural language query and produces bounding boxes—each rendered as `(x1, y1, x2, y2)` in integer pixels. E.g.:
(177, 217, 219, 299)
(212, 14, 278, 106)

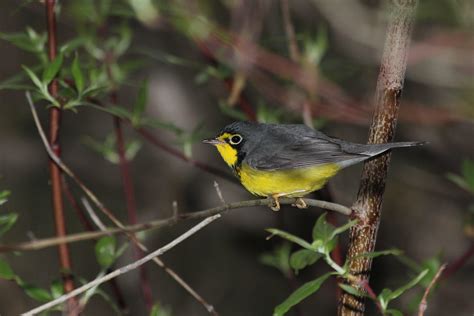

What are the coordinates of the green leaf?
(462, 159, 474, 190)
(0, 213, 18, 238)
(21, 283, 53, 302)
(273, 272, 332, 316)
(419, 256, 441, 287)
(378, 288, 393, 310)
(150, 302, 172, 316)
(446, 173, 472, 192)
(266, 228, 313, 250)
(390, 269, 428, 301)
(386, 309, 404, 316)
(0, 258, 15, 280)
(259, 242, 291, 276)
(22, 65, 44, 90)
(312, 213, 333, 241)
(256, 101, 284, 124)
(378, 269, 429, 310)
(125, 139, 142, 162)
(338, 283, 368, 297)
(289, 249, 321, 273)
(50, 279, 64, 299)
(132, 79, 148, 126)
(358, 248, 403, 259)
(330, 219, 358, 240)
(95, 236, 117, 268)
(71, 54, 84, 93)
(42, 53, 63, 84)
(84, 103, 133, 120)
(0, 190, 11, 206)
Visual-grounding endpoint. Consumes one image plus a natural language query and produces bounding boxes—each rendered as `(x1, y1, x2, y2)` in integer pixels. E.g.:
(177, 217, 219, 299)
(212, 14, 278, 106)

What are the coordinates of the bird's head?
(202, 121, 258, 169)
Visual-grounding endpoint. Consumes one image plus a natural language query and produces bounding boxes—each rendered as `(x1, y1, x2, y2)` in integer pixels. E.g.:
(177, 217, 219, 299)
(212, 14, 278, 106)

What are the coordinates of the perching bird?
(203, 121, 424, 211)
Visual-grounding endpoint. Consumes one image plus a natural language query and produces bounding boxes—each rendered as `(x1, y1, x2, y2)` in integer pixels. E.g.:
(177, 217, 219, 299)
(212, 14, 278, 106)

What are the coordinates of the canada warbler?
(203, 121, 423, 211)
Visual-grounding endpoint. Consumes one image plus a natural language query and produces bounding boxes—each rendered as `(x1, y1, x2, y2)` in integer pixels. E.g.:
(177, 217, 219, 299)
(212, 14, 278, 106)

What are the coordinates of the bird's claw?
(292, 198, 308, 209)
(270, 195, 281, 211)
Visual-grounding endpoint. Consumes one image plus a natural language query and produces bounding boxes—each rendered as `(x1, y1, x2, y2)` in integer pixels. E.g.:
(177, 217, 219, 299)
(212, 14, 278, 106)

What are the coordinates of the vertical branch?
(45, 0, 77, 310)
(338, 1, 418, 315)
(107, 79, 154, 310)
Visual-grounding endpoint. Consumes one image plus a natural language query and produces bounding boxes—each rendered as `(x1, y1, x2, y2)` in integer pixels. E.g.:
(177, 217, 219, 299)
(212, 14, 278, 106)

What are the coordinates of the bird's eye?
(229, 134, 242, 145)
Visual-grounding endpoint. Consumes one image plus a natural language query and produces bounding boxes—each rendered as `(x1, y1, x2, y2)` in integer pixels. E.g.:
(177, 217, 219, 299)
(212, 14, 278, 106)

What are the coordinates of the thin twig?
(0, 196, 351, 252)
(26, 92, 219, 315)
(418, 264, 446, 316)
(22, 215, 221, 316)
(62, 177, 94, 231)
(213, 181, 226, 204)
(81, 197, 107, 231)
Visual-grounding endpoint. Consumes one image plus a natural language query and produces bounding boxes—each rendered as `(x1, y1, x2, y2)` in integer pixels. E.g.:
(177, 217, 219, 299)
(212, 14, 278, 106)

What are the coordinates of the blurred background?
(0, 0, 473, 315)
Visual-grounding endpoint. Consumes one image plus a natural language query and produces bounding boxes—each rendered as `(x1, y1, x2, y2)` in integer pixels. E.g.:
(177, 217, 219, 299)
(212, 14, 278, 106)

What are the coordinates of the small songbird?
(203, 121, 424, 211)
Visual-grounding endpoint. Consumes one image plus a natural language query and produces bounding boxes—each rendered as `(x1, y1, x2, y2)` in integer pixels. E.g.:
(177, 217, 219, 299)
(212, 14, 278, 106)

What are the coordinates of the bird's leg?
(293, 198, 308, 209)
(270, 194, 282, 211)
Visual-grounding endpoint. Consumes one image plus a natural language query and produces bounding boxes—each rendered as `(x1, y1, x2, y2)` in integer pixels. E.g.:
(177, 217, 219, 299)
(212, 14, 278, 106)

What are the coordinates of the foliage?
(266, 213, 432, 315)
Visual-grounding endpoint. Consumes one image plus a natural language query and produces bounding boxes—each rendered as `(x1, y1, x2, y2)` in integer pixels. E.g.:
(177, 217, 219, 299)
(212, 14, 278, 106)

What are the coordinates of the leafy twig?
(26, 92, 219, 315)
(44, 0, 76, 311)
(22, 214, 221, 316)
(418, 264, 446, 316)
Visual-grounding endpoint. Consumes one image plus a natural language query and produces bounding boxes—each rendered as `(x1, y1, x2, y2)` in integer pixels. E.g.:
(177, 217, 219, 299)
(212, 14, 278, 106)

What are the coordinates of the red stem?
(62, 178, 94, 231)
(45, 0, 77, 312)
(110, 91, 154, 311)
(442, 242, 474, 280)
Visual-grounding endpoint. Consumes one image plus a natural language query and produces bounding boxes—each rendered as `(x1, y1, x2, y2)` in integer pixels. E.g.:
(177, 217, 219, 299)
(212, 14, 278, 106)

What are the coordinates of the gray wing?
(244, 125, 371, 170)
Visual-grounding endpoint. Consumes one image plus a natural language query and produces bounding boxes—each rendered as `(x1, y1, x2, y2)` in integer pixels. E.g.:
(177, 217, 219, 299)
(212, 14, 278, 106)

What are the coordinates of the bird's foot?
(269, 195, 281, 212)
(292, 198, 308, 209)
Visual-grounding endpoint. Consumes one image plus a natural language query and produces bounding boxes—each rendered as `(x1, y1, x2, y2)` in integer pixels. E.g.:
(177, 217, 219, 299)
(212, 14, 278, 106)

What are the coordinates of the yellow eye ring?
(229, 134, 242, 145)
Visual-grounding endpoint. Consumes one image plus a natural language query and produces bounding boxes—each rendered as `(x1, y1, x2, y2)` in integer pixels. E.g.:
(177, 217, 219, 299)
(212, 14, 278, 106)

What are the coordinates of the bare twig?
(338, 1, 418, 315)
(418, 264, 446, 316)
(62, 177, 94, 231)
(213, 181, 226, 204)
(22, 215, 221, 316)
(26, 92, 218, 315)
(81, 197, 107, 231)
(0, 196, 351, 252)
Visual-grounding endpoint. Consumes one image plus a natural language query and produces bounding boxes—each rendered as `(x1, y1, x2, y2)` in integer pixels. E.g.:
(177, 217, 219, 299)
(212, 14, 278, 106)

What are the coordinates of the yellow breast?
(238, 163, 341, 197)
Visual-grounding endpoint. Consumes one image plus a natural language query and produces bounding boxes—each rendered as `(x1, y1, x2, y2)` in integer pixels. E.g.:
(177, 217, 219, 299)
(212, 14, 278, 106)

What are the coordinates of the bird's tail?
(360, 141, 427, 156)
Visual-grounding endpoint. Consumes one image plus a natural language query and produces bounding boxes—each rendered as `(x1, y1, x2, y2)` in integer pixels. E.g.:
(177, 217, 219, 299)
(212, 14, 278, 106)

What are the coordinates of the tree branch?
(0, 196, 351, 252)
(26, 92, 218, 315)
(338, 1, 418, 315)
(22, 214, 221, 316)
(44, 0, 76, 311)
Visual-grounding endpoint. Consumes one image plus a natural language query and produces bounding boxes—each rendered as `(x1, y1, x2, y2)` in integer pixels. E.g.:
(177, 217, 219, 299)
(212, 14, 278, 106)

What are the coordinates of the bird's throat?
(216, 144, 238, 168)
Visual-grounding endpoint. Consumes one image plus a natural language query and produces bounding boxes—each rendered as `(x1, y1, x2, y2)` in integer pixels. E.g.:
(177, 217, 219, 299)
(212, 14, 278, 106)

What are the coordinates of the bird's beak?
(202, 138, 225, 146)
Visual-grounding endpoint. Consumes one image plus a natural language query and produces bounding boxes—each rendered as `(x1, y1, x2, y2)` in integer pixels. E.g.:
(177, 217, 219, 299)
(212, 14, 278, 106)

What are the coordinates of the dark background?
(0, 1, 473, 315)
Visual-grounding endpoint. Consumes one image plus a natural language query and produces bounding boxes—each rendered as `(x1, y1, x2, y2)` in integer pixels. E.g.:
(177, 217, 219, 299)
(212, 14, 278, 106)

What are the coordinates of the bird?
(203, 121, 424, 211)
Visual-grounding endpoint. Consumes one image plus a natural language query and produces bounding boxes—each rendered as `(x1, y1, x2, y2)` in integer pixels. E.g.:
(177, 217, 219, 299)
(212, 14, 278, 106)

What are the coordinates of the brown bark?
(338, 1, 418, 315)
